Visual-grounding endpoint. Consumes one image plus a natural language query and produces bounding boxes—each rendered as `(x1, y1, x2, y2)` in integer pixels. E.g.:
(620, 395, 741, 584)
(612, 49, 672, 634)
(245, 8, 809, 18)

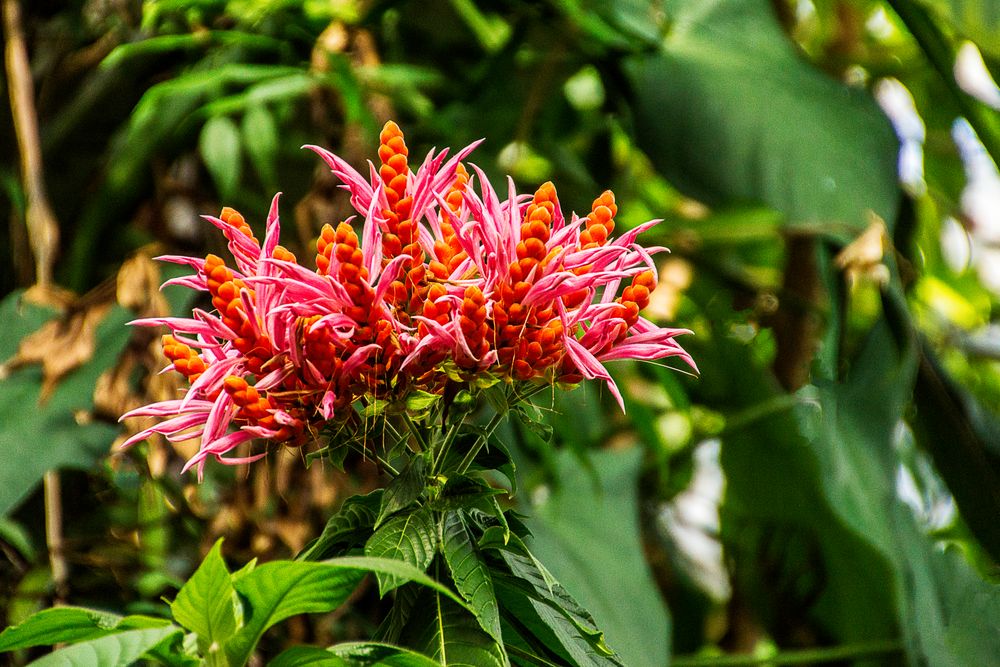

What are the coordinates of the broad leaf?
(398, 590, 505, 667)
(441, 511, 503, 644)
(521, 449, 669, 667)
(377, 457, 427, 528)
(628, 0, 899, 238)
(170, 539, 240, 657)
(0, 607, 170, 652)
(799, 313, 1000, 666)
(0, 297, 132, 516)
(495, 543, 624, 667)
(365, 507, 438, 595)
(26, 625, 181, 667)
(224, 556, 467, 666)
(299, 490, 383, 561)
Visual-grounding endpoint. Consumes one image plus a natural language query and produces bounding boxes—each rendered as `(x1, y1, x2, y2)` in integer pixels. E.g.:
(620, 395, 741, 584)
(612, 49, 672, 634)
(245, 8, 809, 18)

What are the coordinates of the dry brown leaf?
(5, 301, 112, 402)
(835, 212, 890, 287)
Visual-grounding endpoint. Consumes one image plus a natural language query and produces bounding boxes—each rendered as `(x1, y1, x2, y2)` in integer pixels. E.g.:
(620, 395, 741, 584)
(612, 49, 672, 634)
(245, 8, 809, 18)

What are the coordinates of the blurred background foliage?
(2, 0, 1000, 664)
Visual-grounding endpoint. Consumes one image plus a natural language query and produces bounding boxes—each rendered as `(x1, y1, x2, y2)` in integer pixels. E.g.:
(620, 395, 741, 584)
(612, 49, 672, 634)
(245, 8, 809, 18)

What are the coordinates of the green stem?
(401, 412, 429, 453)
(671, 639, 902, 667)
(886, 0, 1000, 168)
(454, 382, 550, 474)
(431, 419, 463, 476)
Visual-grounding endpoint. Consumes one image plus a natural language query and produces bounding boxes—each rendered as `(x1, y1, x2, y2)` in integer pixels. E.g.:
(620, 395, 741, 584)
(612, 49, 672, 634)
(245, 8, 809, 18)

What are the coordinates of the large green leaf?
(364, 507, 438, 595)
(521, 449, 668, 667)
(494, 544, 624, 667)
(922, 0, 1000, 58)
(441, 510, 502, 644)
(26, 625, 181, 667)
(0, 607, 171, 652)
(0, 295, 133, 516)
(800, 314, 1000, 666)
(170, 539, 240, 659)
(224, 556, 467, 666)
(398, 590, 505, 667)
(628, 0, 899, 238)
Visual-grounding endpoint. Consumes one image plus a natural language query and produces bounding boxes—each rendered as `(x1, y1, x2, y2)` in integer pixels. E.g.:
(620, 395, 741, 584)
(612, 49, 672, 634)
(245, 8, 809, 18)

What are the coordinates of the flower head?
(121, 122, 695, 476)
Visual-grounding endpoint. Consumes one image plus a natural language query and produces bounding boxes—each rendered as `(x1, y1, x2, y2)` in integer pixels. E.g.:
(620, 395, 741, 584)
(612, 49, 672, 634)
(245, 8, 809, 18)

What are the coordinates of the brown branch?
(3, 0, 59, 288)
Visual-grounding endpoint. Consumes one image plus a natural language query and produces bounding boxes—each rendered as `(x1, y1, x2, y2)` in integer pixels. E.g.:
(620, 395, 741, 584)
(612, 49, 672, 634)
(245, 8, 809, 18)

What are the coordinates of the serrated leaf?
(399, 590, 505, 667)
(26, 625, 182, 667)
(365, 507, 438, 595)
(441, 511, 503, 644)
(494, 541, 624, 666)
(431, 477, 510, 544)
(199, 115, 242, 200)
(298, 490, 383, 561)
(329, 641, 444, 666)
(0, 607, 171, 652)
(170, 539, 240, 656)
(377, 457, 427, 528)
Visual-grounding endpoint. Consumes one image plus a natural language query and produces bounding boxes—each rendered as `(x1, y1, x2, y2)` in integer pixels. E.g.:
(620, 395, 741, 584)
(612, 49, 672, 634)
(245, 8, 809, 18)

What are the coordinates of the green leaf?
(0, 300, 133, 516)
(0, 607, 171, 652)
(199, 115, 242, 200)
(911, 341, 1000, 562)
(798, 311, 1000, 666)
(268, 645, 351, 667)
(329, 641, 444, 666)
(520, 449, 669, 667)
(627, 0, 899, 238)
(241, 105, 278, 190)
(223, 563, 365, 666)
(405, 389, 441, 413)
(26, 625, 182, 667)
(494, 542, 624, 667)
(170, 539, 240, 657)
(441, 511, 503, 644)
(223, 556, 467, 667)
(298, 490, 383, 561)
(398, 590, 505, 667)
(365, 507, 438, 595)
(377, 457, 427, 528)
(920, 0, 1000, 58)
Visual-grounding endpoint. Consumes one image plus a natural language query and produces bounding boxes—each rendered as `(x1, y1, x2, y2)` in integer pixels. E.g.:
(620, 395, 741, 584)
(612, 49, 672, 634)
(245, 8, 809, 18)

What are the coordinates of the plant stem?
(401, 412, 429, 452)
(454, 382, 550, 474)
(430, 418, 463, 476)
(43, 471, 67, 604)
(3, 0, 59, 288)
(670, 639, 902, 667)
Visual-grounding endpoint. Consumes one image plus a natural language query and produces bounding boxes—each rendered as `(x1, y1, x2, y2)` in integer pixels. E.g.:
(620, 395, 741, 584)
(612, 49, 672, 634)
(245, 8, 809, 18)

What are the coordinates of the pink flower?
(121, 121, 695, 475)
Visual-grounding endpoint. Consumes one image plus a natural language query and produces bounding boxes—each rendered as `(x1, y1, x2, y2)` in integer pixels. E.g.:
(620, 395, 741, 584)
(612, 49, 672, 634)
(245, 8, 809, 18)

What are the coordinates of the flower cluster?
(122, 122, 695, 475)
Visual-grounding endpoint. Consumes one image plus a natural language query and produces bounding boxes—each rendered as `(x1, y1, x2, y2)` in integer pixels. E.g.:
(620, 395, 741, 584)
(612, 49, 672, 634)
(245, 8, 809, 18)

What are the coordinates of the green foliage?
(4, 0, 1000, 665)
(0, 293, 132, 515)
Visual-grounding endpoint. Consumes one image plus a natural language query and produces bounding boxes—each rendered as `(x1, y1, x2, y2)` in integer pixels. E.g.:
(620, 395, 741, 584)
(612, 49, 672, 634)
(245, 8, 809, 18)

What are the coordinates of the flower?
(121, 121, 695, 476)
